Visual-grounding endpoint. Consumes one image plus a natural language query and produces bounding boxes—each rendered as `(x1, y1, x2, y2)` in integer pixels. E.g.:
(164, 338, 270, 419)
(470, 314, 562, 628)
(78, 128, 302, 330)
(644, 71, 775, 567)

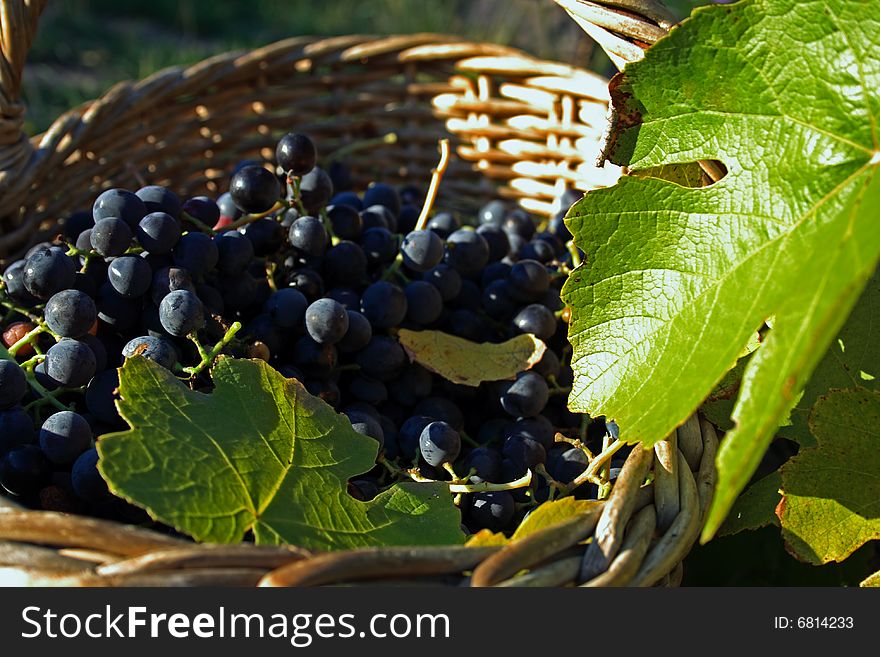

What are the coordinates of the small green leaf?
(561, 0, 880, 542)
(463, 497, 601, 547)
(778, 388, 880, 564)
(718, 471, 781, 537)
(98, 357, 465, 550)
(397, 329, 546, 386)
(862, 570, 880, 587)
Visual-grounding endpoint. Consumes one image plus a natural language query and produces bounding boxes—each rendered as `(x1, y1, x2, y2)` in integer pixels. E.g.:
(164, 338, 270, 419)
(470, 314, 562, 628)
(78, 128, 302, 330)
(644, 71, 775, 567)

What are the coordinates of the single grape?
(305, 298, 349, 344)
(481, 279, 517, 320)
(44, 289, 97, 338)
(468, 491, 515, 531)
(502, 208, 536, 240)
(478, 200, 508, 227)
(387, 365, 432, 407)
(423, 263, 461, 301)
(396, 204, 420, 234)
(344, 409, 385, 447)
(243, 217, 285, 256)
(360, 281, 407, 329)
(288, 216, 328, 257)
(329, 191, 363, 211)
(299, 167, 334, 214)
(136, 185, 181, 219)
(181, 196, 221, 228)
(93, 188, 147, 229)
(0, 361, 27, 409)
(426, 212, 459, 238)
(508, 259, 550, 303)
(401, 230, 444, 272)
(499, 372, 549, 418)
(85, 369, 120, 425)
(414, 396, 464, 430)
(123, 335, 178, 370)
(404, 280, 443, 325)
(398, 415, 434, 461)
(419, 421, 461, 467)
(45, 339, 97, 388)
(71, 448, 108, 501)
(519, 238, 556, 263)
(243, 314, 282, 357)
(3, 259, 38, 303)
(276, 133, 317, 176)
(445, 228, 489, 276)
(107, 255, 152, 298)
(464, 446, 502, 483)
(264, 288, 308, 329)
(217, 191, 243, 221)
(1, 445, 51, 496)
(79, 334, 108, 373)
(22, 248, 76, 299)
(326, 204, 363, 241)
(62, 210, 94, 240)
(39, 411, 92, 465)
(546, 447, 588, 484)
(512, 303, 557, 340)
(326, 288, 360, 310)
(173, 232, 219, 275)
(362, 182, 401, 218)
(502, 434, 546, 471)
(360, 205, 396, 232)
(361, 227, 398, 266)
(151, 266, 195, 305)
(136, 211, 180, 254)
(215, 231, 254, 275)
(476, 224, 511, 262)
(337, 310, 372, 353)
(506, 415, 555, 451)
(90, 216, 133, 257)
(348, 374, 388, 406)
(0, 407, 35, 454)
(287, 268, 324, 301)
(230, 164, 281, 214)
(324, 241, 367, 287)
(356, 336, 406, 382)
(292, 336, 338, 379)
(532, 348, 561, 379)
(159, 289, 204, 337)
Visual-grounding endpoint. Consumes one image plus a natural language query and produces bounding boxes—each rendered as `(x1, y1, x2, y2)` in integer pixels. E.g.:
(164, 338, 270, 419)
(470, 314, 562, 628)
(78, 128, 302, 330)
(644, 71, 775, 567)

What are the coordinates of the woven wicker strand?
(0, 0, 721, 587)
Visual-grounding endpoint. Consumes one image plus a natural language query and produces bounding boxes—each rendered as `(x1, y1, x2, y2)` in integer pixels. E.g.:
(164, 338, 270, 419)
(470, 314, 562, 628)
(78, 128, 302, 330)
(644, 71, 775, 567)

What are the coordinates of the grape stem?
(288, 177, 307, 215)
(180, 211, 217, 236)
(221, 201, 288, 233)
(414, 139, 451, 232)
(7, 323, 50, 356)
(556, 437, 626, 497)
(183, 322, 243, 376)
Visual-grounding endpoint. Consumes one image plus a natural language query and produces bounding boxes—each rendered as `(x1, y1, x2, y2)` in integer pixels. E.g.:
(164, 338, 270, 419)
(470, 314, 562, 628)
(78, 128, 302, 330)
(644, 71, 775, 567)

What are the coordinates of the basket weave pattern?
(0, 0, 718, 586)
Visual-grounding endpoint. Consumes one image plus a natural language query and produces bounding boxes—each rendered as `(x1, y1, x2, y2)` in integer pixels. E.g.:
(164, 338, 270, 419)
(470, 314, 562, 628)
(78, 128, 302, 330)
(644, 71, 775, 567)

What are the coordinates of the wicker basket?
(0, 0, 719, 586)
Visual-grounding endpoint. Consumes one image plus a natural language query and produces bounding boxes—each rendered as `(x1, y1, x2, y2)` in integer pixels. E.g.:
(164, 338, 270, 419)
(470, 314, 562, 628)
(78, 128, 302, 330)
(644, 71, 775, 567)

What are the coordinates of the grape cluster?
(0, 130, 623, 535)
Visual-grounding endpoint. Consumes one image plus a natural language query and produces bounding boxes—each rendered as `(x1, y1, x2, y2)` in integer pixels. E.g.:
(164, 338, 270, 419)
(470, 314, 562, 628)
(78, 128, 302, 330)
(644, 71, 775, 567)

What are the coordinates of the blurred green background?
(21, 0, 711, 136)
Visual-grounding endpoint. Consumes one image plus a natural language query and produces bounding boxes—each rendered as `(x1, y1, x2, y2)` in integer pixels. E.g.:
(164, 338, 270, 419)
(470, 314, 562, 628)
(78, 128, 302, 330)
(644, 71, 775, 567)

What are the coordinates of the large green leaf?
(561, 0, 880, 541)
(778, 387, 880, 564)
(97, 357, 465, 550)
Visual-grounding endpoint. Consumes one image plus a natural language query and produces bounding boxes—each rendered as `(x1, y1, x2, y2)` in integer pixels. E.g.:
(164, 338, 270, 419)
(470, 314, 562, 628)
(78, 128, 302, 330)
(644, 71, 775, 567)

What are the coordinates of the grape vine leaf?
(397, 329, 546, 386)
(777, 271, 880, 446)
(97, 356, 465, 550)
(465, 497, 601, 547)
(862, 570, 880, 588)
(561, 0, 880, 542)
(717, 471, 781, 537)
(777, 387, 880, 564)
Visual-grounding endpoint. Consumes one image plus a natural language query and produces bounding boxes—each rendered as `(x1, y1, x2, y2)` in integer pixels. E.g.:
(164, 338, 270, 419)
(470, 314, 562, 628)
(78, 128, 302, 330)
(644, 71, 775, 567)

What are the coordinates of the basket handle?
(0, 0, 47, 174)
